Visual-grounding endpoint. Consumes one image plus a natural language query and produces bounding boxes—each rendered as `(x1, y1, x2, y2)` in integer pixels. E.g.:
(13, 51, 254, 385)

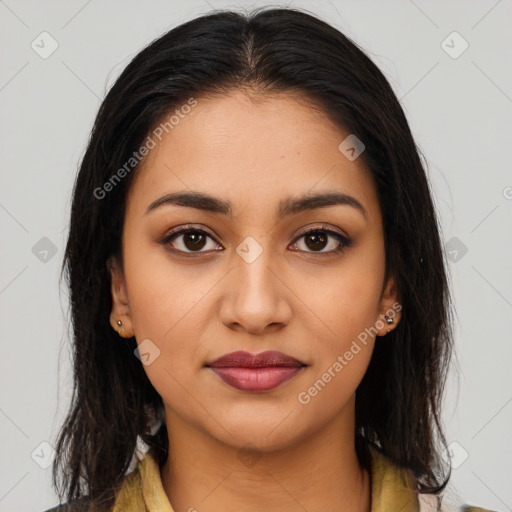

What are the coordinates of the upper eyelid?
(293, 224, 348, 240)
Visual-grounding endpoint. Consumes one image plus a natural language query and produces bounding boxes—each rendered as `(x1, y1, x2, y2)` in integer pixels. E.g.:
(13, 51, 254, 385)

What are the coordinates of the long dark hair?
(53, 6, 454, 510)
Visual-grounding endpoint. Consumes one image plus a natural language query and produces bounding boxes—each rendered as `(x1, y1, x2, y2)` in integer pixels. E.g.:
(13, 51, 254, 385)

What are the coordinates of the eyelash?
(159, 224, 353, 258)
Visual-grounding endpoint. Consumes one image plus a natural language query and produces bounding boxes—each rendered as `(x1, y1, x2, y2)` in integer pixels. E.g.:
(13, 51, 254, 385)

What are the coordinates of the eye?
(289, 225, 352, 255)
(160, 225, 221, 255)
(160, 224, 352, 257)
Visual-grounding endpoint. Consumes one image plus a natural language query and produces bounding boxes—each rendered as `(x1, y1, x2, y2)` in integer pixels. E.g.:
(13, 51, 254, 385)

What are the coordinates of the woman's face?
(109, 89, 400, 452)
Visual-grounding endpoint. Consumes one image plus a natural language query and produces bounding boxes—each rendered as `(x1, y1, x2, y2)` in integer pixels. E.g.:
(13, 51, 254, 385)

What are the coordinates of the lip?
(206, 350, 307, 392)
(207, 350, 306, 368)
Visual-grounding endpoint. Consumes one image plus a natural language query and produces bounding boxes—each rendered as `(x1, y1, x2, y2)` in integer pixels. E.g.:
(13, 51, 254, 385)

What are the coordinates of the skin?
(108, 89, 401, 512)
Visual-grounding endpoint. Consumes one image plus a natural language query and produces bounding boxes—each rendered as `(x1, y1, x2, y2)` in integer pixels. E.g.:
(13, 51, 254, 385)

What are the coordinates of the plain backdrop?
(1, 1, 511, 511)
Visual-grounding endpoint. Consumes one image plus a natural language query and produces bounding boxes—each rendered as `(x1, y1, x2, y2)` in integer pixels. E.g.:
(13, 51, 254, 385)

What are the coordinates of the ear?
(375, 275, 402, 337)
(107, 255, 134, 338)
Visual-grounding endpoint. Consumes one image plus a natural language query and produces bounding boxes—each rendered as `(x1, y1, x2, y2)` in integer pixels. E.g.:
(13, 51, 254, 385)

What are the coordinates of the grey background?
(0, 0, 511, 511)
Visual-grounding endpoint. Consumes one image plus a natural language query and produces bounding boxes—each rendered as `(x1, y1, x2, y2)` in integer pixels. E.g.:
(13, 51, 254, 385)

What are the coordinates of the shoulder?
(418, 492, 497, 511)
(366, 444, 496, 512)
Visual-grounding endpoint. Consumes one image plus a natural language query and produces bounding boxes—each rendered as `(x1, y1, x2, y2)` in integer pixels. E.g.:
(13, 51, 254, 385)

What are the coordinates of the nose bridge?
(220, 234, 291, 333)
(234, 234, 278, 298)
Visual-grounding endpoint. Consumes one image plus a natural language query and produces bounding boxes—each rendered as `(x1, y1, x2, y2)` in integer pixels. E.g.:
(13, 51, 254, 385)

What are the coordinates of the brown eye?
(290, 227, 352, 255)
(160, 224, 352, 257)
(161, 228, 220, 254)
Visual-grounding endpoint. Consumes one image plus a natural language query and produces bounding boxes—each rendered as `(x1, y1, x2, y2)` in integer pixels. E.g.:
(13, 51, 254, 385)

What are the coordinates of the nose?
(218, 240, 292, 335)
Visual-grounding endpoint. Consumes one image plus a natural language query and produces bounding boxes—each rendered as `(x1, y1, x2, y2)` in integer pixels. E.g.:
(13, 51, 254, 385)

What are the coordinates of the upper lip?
(206, 350, 306, 368)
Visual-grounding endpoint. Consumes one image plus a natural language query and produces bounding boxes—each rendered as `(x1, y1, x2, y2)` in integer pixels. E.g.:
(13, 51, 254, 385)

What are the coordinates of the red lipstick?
(206, 350, 306, 392)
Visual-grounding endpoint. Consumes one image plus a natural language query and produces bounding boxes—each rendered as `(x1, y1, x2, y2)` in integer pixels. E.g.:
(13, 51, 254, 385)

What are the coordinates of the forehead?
(126, 90, 380, 222)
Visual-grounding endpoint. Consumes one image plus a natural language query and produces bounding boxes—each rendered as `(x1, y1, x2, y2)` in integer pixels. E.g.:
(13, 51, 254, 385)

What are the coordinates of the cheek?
(122, 248, 212, 409)
(303, 251, 385, 350)
(294, 249, 384, 413)
(122, 241, 218, 390)
(124, 239, 212, 337)
(296, 269, 381, 416)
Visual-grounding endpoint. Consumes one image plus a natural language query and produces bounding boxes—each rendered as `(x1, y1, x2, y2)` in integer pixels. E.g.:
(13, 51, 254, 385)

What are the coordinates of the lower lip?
(209, 366, 304, 392)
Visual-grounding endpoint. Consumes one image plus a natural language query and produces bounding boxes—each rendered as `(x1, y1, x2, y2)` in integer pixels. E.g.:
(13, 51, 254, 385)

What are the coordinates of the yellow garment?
(112, 445, 492, 511)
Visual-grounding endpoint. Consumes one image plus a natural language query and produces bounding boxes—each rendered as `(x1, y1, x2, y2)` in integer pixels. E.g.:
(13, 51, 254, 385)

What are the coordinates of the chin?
(210, 419, 305, 454)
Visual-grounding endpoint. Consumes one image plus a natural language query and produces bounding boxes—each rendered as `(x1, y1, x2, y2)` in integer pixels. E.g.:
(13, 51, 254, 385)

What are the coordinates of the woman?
(45, 7, 494, 512)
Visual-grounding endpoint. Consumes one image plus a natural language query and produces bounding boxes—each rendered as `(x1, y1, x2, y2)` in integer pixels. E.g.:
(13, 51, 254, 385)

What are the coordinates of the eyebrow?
(145, 190, 367, 221)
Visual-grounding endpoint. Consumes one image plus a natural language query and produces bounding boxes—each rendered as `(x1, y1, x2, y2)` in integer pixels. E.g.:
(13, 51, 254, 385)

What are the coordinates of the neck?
(160, 399, 371, 512)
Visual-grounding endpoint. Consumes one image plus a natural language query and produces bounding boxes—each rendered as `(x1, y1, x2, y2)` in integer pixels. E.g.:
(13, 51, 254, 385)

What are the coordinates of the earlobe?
(376, 276, 402, 337)
(112, 312, 132, 338)
(107, 256, 134, 338)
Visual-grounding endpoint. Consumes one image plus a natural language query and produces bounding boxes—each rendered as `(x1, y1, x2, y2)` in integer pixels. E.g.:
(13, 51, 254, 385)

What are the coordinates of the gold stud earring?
(114, 313, 130, 336)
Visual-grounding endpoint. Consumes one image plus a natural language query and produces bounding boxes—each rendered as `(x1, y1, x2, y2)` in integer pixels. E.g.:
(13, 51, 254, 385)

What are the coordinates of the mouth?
(205, 350, 307, 392)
